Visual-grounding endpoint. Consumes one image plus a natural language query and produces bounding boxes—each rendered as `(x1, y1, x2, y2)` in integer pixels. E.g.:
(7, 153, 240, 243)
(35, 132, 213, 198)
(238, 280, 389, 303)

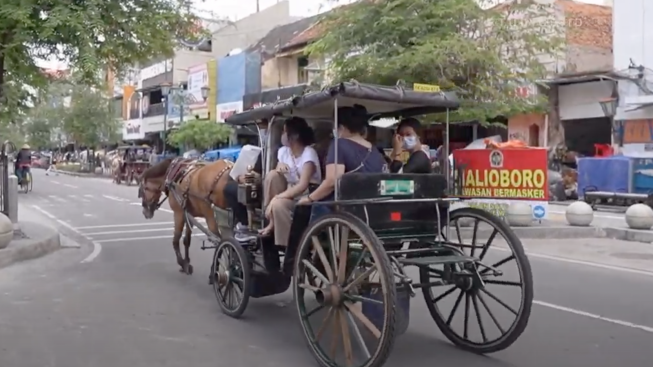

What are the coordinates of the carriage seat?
(337, 173, 449, 241)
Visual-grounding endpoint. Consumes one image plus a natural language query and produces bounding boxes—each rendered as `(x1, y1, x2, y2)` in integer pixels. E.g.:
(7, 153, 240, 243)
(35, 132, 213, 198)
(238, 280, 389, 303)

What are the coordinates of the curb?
(603, 227, 653, 243)
(0, 229, 61, 270)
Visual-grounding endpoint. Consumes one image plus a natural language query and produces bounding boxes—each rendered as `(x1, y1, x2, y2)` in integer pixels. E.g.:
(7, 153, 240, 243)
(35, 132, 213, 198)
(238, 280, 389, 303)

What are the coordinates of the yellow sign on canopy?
(413, 83, 440, 92)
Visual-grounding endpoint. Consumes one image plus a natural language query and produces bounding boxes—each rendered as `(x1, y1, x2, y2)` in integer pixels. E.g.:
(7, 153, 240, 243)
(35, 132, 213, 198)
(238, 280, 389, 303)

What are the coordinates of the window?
(297, 56, 309, 84)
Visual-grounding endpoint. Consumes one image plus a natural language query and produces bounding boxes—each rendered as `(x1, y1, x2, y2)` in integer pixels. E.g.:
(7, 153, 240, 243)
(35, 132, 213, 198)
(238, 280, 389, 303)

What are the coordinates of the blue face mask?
(403, 135, 417, 150)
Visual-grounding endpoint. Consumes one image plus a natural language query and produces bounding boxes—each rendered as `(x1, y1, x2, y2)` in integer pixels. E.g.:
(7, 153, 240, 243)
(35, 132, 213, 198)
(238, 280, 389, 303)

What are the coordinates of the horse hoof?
(179, 268, 186, 273)
(187, 264, 194, 275)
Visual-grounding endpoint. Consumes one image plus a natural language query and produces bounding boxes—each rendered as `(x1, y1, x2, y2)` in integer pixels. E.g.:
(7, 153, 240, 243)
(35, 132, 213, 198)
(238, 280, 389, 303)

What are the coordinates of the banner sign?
(452, 148, 549, 220)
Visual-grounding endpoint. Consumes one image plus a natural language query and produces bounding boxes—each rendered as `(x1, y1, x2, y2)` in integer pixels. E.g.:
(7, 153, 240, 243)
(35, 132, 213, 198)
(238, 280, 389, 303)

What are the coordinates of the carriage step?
(399, 255, 476, 266)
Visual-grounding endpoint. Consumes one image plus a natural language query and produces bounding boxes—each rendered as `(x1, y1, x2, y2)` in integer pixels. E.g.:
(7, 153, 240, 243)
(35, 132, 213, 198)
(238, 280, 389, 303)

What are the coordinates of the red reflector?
(390, 212, 401, 221)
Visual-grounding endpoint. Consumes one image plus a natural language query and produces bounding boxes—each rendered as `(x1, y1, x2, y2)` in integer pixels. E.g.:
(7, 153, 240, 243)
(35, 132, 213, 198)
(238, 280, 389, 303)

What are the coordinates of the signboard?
(623, 119, 653, 144)
(453, 148, 549, 219)
(217, 101, 243, 122)
(187, 63, 208, 110)
(413, 83, 440, 92)
(379, 180, 414, 195)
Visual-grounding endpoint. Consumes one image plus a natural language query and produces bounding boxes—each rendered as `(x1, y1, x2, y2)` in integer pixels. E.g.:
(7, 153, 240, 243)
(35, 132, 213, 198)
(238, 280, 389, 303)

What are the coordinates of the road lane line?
(95, 233, 205, 243)
(75, 220, 206, 230)
(86, 228, 174, 236)
(534, 300, 653, 334)
(51, 180, 61, 185)
(63, 184, 78, 189)
(31, 205, 102, 263)
(102, 195, 129, 202)
(49, 195, 66, 202)
(491, 247, 653, 277)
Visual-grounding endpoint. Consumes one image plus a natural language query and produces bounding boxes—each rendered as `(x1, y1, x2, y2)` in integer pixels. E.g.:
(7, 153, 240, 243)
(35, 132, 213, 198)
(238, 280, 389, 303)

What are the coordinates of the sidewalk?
(0, 204, 62, 269)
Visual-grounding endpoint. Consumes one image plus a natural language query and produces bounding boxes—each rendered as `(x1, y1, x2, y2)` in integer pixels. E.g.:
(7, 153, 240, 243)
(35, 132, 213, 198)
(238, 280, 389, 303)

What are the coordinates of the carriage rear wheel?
(293, 212, 397, 367)
(420, 207, 533, 354)
(212, 238, 251, 318)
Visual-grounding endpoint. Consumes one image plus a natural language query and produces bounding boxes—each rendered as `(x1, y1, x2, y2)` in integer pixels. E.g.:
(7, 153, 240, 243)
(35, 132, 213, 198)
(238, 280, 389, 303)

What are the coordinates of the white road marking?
(102, 195, 129, 202)
(83, 213, 94, 217)
(63, 184, 78, 189)
(534, 300, 653, 334)
(86, 228, 174, 236)
(130, 202, 140, 206)
(492, 247, 653, 277)
(159, 208, 173, 213)
(31, 205, 102, 263)
(51, 180, 61, 185)
(94, 233, 205, 243)
(49, 195, 66, 202)
(84, 194, 93, 198)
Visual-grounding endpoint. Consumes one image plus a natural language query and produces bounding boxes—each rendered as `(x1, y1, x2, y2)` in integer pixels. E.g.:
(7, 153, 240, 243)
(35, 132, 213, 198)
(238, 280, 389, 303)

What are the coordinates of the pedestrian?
(45, 154, 58, 176)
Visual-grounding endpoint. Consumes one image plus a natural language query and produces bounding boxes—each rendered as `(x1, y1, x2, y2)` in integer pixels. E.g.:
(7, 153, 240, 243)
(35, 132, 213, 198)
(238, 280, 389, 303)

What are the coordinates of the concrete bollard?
(625, 204, 653, 230)
(7, 175, 18, 224)
(506, 202, 532, 227)
(0, 213, 12, 249)
(565, 201, 594, 226)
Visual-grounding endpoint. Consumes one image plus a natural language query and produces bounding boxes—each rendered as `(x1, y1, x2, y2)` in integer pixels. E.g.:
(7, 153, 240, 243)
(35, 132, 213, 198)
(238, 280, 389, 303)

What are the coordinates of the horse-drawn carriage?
(114, 145, 152, 185)
(139, 82, 533, 367)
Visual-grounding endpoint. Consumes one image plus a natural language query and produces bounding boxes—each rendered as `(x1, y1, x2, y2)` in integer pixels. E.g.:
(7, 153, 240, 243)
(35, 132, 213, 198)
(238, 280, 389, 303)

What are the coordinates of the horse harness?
(163, 158, 233, 210)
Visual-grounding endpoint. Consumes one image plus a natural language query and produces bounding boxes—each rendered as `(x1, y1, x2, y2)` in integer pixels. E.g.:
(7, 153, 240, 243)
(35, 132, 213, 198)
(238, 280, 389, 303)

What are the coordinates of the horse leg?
(182, 224, 193, 275)
(172, 212, 186, 273)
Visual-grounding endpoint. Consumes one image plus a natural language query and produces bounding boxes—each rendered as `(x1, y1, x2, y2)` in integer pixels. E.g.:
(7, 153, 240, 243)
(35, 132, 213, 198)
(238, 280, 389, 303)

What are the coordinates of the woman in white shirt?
(260, 117, 322, 247)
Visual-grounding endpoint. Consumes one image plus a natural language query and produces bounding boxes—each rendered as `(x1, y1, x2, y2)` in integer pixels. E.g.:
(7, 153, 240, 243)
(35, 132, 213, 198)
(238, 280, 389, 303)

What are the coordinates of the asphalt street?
(1, 168, 652, 367)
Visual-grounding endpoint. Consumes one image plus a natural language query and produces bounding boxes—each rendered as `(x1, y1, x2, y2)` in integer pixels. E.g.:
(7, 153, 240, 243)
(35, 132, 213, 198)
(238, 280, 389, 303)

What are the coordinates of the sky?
(37, 0, 607, 70)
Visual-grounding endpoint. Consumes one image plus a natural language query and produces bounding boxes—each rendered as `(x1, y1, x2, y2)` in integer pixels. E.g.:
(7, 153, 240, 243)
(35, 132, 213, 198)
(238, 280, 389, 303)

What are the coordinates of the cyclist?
(15, 144, 32, 185)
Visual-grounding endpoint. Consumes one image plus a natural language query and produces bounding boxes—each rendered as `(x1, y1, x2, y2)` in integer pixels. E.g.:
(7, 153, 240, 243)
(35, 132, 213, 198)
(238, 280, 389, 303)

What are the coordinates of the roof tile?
(558, 0, 612, 49)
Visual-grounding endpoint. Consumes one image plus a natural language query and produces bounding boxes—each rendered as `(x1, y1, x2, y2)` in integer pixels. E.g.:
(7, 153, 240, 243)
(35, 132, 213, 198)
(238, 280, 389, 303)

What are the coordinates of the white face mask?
(403, 135, 417, 150)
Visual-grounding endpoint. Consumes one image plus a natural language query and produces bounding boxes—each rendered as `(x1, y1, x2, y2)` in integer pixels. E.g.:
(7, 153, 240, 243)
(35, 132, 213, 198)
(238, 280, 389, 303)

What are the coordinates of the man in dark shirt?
(15, 144, 32, 183)
(389, 117, 432, 174)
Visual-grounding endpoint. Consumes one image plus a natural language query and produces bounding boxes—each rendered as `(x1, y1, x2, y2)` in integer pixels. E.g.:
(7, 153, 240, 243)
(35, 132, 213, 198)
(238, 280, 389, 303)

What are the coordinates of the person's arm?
(279, 148, 319, 199)
(389, 159, 403, 173)
(305, 141, 344, 202)
(401, 150, 432, 173)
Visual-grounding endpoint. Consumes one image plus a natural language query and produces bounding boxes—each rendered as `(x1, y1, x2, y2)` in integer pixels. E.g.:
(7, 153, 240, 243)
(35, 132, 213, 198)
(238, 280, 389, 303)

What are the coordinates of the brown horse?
(139, 158, 233, 274)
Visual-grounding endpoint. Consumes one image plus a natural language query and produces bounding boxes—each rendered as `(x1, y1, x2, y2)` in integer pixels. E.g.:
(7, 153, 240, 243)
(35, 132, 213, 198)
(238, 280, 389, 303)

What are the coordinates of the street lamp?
(599, 97, 620, 146)
(201, 85, 210, 101)
(160, 82, 172, 97)
(160, 82, 173, 154)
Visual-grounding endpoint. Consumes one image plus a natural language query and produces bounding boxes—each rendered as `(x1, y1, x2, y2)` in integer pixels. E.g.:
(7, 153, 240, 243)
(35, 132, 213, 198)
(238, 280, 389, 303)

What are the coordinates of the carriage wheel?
(420, 207, 533, 354)
(126, 170, 134, 186)
(212, 238, 251, 318)
(293, 212, 397, 367)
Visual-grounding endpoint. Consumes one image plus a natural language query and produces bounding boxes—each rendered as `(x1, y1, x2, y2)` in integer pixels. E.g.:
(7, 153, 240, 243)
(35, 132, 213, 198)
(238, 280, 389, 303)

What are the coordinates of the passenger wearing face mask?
(389, 117, 432, 174)
(259, 117, 321, 243)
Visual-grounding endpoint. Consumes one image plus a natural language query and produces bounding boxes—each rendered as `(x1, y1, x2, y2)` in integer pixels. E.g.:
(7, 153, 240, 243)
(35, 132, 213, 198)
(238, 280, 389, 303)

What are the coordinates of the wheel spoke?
(484, 279, 522, 287)
(346, 248, 369, 283)
(330, 309, 341, 359)
(338, 308, 354, 366)
(344, 301, 381, 338)
(481, 255, 515, 275)
(315, 306, 335, 341)
(305, 304, 325, 318)
(343, 264, 377, 293)
(299, 282, 321, 292)
(446, 290, 465, 325)
(346, 312, 371, 358)
(477, 291, 505, 334)
(231, 277, 244, 286)
(433, 286, 457, 303)
(472, 293, 488, 342)
(328, 226, 338, 277)
(454, 219, 463, 244)
(303, 259, 330, 284)
(311, 236, 334, 282)
(470, 219, 479, 257)
(463, 293, 470, 339)
(338, 225, 350, 284)
(480, 288, 518, 315)
(477, 228, 498, 260)
(347, 294, 383, 305)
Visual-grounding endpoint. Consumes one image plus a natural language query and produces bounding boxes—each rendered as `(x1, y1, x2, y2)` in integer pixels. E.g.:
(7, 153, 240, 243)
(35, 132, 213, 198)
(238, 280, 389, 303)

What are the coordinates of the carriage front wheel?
(293, 212, 397, 367)
(420, 207, 533, 354)
(212, 238, 251, 318)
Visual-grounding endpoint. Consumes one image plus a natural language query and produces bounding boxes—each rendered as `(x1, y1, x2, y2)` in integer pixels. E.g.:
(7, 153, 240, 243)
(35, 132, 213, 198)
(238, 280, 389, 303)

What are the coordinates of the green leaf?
(167, 120, 232, 150)
(306, 0, 563, 124)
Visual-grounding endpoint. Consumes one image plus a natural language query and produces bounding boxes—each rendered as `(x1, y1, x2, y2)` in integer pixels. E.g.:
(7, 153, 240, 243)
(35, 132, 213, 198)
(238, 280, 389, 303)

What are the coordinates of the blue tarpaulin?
(203, 146, 242, 162)
(577, 156, 632, 197)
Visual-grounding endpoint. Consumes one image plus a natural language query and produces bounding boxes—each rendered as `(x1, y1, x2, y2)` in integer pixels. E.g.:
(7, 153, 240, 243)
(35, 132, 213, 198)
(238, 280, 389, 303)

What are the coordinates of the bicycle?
(17, 165, 32, 193)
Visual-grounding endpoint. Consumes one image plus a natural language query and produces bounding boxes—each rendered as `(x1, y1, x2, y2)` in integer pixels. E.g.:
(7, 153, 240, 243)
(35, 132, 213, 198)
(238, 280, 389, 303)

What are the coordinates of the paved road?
(2, 169, 653, 367)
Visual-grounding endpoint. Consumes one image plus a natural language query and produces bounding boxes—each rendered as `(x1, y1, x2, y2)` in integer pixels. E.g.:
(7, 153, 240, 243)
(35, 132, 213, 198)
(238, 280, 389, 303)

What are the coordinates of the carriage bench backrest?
(337, 173, 450, 237)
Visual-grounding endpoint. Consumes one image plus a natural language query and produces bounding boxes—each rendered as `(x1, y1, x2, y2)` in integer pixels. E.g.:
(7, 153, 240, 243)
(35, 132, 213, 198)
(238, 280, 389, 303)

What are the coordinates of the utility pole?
(256, 0, 259, 12)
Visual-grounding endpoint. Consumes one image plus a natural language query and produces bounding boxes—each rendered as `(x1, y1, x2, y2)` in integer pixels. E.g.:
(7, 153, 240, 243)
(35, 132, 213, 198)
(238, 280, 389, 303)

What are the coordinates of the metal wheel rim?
(295, 216, 396, 367)
(213, 243, 246, 311)
(424, 210, 529, 346)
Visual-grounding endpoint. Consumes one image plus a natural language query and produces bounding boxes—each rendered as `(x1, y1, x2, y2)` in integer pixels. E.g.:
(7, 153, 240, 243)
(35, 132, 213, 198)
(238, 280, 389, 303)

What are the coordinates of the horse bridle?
(139, 180, 168, 211)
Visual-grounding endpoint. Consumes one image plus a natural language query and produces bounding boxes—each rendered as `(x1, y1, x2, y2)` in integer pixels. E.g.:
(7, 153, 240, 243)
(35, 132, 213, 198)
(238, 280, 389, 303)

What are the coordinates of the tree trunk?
(547, 85, 565, 149)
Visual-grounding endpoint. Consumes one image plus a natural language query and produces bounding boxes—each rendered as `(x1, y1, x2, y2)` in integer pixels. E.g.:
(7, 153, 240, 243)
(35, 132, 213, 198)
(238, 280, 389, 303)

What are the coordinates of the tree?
(306, 0, 564, 123)
(0, 0, 204, 121)
(61, 85, 121, 148)
(168, 120, 232, 151)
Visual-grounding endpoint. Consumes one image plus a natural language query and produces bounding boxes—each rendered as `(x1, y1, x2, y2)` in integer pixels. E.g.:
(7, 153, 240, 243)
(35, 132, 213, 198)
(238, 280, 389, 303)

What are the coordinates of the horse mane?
(141, 158, 173, 180)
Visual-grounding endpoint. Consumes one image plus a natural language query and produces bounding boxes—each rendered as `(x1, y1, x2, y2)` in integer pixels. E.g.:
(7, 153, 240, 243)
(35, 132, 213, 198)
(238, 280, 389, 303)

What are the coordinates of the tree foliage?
(61, 85, 121, 147)
(0, 0, 203, 123)
(168, 120, 232, 151)
(307, 0, 564, 123)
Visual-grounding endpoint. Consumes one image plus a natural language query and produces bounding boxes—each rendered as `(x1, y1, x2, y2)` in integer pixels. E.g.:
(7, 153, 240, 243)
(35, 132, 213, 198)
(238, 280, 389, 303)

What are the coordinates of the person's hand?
(277, 163, 289, 172)
(298, 196, 311, 205)
(237, 174, 246, 184)
(392, 134, 403, 151)
(265, 200, 274, 218)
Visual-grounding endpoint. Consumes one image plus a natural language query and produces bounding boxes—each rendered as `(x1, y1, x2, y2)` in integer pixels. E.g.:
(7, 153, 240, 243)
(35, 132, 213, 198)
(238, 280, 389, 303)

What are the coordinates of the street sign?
(413, 83, 440, 93)
(532, 205, 546, 219)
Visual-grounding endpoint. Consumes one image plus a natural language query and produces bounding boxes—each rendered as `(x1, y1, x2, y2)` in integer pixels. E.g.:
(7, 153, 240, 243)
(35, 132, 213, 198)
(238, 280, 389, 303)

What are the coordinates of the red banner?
(453, 149, 549, 201)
